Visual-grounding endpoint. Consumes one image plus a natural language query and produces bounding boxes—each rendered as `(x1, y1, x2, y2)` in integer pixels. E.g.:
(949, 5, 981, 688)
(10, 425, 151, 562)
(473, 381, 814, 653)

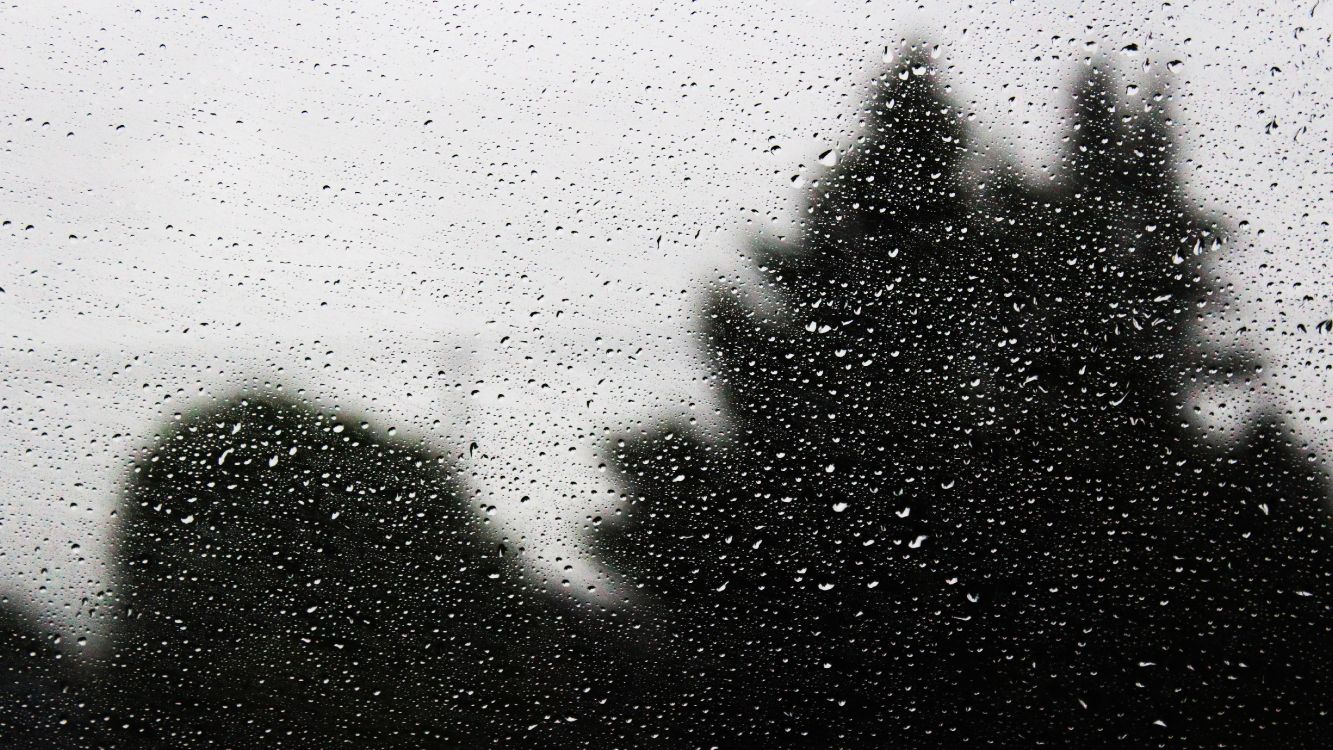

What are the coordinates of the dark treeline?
(2, 44, 1329, 748)
(98, 393, 638, 748)
(594, 49, 1332, 748)
(2, 393, 642, 748)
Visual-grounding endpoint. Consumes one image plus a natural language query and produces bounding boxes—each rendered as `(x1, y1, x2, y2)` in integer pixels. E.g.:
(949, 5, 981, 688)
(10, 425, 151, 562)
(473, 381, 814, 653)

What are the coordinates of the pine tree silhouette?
(92, 390, 613, 749)
(596, 47, 1331, 748)
(597, 50, 1006, 746)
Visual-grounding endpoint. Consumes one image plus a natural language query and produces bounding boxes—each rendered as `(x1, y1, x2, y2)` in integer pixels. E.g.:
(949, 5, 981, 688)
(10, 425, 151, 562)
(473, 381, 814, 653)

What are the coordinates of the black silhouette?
(595, 48, 1332, 747)
(90, 391, 612, 748)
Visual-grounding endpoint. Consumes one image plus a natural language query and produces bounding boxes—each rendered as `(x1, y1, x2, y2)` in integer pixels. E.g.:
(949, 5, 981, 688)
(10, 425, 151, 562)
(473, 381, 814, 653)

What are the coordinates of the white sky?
(2, 0, 1330, 646)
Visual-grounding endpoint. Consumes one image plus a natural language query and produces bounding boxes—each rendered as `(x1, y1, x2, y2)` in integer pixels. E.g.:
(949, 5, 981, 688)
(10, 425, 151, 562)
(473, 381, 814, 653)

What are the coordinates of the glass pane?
(2, 2, 1329, 747)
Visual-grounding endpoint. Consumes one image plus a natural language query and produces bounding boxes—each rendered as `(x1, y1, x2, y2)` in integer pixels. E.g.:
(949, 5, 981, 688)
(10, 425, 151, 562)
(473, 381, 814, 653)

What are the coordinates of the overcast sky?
(3, 0, 1330, 645)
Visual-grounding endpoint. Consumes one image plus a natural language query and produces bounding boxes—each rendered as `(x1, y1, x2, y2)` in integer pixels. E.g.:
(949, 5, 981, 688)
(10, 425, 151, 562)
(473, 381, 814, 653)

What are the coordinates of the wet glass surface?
(2, 2, 1330, 747)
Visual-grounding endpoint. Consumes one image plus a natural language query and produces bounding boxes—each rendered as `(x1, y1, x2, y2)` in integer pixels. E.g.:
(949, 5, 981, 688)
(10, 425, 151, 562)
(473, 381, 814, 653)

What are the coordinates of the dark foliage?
(595, 50, 1332, 748)
(82, 391, 615, 749)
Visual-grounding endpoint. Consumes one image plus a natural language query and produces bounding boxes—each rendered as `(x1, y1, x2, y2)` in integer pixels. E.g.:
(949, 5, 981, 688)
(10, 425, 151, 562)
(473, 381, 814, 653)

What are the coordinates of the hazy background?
(2, 0, 1330, 645)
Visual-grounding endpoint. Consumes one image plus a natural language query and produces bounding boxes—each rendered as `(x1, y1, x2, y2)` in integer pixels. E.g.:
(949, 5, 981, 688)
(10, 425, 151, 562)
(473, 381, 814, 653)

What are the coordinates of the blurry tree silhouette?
(595, 47, 1331, 748)
(91, 390, 618, 749)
